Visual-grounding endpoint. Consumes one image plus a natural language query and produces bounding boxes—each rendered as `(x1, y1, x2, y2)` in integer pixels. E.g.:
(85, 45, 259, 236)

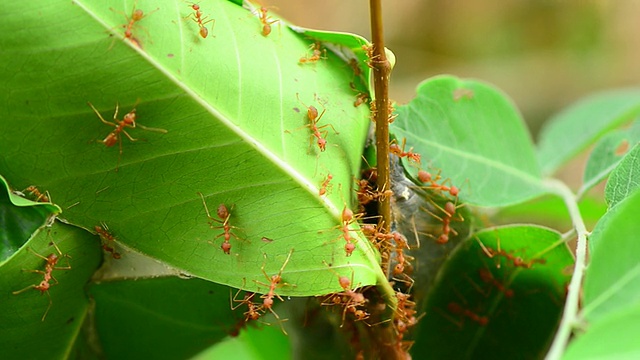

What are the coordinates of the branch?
(544, 178, 590, 360)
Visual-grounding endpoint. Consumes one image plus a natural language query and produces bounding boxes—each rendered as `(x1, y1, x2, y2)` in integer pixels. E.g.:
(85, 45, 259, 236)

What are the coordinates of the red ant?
(296, 93, 338, 153)
(12, 239, 71, 321)
(299, 42, 326, 64)
(389, 138, 421, 164)
(256, 6, 278, 36)
(362, 225, 410, 275)
(186, 3, 214, 38)
(318, 173, 333, 196)
(22, 185, 50, 203)
(478, 268, 514, 298)
(112, 1, 158, 46)
(447, 302, 489, 326)
(417, 169, 459, 197)
(231, 287, 265, 322)
(476, 236, 546, 269)
(254, 249, 294, 334)
(88, 101, 167, 171)
(198, 192, 240, 254)
(322, 263, 369, 326)
(94, 223, 122, 259)
(420, 200, 463, 244)
(338, 207, 360, 256)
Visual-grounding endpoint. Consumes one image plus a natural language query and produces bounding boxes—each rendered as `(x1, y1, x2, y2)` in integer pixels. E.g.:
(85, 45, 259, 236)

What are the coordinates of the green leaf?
(391, 75, 546, 207)
(537, 89, 640, 175)
(0, 175, 61, 261)
(0, 221, 102, 359)
(88, 277, 247, 359)
(582, 189, 640, 323)
(0, 0, 380, 295)
(563, 304, 640, 360)
(604, 143, 640, 209)
(194, 322, 291, 360)
(412, 225, 573, 359)
(580, 120, 640, 196)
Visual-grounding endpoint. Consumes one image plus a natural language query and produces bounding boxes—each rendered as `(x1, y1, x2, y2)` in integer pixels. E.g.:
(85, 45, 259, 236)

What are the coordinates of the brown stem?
(368, 1, 405, 359)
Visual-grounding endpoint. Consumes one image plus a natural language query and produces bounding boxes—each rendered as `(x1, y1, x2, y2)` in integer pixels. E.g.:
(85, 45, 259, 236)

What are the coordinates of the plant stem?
(369, 0, 392, 252)
(367, 1, 405, 359)
(544, 178, 590, 360)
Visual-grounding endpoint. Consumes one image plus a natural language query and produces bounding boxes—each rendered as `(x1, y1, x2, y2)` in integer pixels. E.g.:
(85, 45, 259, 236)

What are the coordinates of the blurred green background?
(271, 0, 636, 137)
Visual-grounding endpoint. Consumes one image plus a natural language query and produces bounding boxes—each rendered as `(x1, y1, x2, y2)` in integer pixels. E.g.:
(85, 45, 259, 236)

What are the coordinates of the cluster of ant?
(114, 1, 278, 47)
(229, 250, 295, 334)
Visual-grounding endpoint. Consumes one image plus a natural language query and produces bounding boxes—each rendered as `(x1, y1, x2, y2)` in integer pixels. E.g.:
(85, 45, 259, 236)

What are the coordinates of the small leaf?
(391, 75, 546, 207)
(0, 175, 61, 261)
(412, 225, 573, 359)
(537, 89, 640, 175)
(604, 143, 640, 208)
(582, 189, 640, 323)
(0, 221, 102, 359)
(581, 120, 640, 196)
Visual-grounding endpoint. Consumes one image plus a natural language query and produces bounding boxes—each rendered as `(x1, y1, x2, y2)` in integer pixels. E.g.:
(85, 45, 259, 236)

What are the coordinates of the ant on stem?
(88, 101, 167, 171)
(254, 249, 295, 334)
(12, 239, 72, 321)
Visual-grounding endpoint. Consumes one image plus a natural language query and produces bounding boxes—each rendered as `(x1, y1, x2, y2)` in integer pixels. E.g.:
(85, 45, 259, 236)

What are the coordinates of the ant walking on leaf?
(88, 101, 167, 171)
(12, 238, 71, 321)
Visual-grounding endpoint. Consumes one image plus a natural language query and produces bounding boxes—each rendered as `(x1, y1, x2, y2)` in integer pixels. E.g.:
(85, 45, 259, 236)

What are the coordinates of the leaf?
(580, 120, 640, 196)
(536, 89, 640, 176)
(0, 175, 61, 261)
(88, 277, 247, 359)
(0, 221, 102, 359)
(0, 0, 380, 295)
(391, 75, 546, 207)
(411, 225, 573, 359)
(563, 304, 640, 360)
(582, 189, 640, 323)
(604, 143, 640, 209)
(194, 322, 292, 360)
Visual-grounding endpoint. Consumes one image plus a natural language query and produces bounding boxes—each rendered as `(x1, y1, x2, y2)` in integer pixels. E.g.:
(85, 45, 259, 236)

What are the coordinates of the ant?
(94, 223, 122, 259)
(112, 1, 158, 46)
(22, 185, 50, 203)
(254, 249, 294, 334)
(295, 93, 338, 153)
(198, 192, 240, 254)
(318, 173, 333, 196)
(256, 6, 278, 36)
(12, 239, 72, 321)
(417, 170, 459, 197)
(476, 236, 545, 270)
(389, 138, 421, 164)
(478, 268, 514, 298)
(88, 101, 167, 171)
(422, 200, 463, 244)
(447, 302, 489, 326)
(322, 263, 369, 326)
(231, 285, 265, 322)
(186, 3, 214, 38)
(299, 42, 326, 64)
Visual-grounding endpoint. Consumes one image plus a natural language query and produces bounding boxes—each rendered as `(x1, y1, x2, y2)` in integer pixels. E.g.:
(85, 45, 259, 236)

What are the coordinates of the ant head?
(338, 276, 351, 290)
(217, 204, 230, 219)
(132, 9, 144, 21)
(318, 138, 327, 151)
